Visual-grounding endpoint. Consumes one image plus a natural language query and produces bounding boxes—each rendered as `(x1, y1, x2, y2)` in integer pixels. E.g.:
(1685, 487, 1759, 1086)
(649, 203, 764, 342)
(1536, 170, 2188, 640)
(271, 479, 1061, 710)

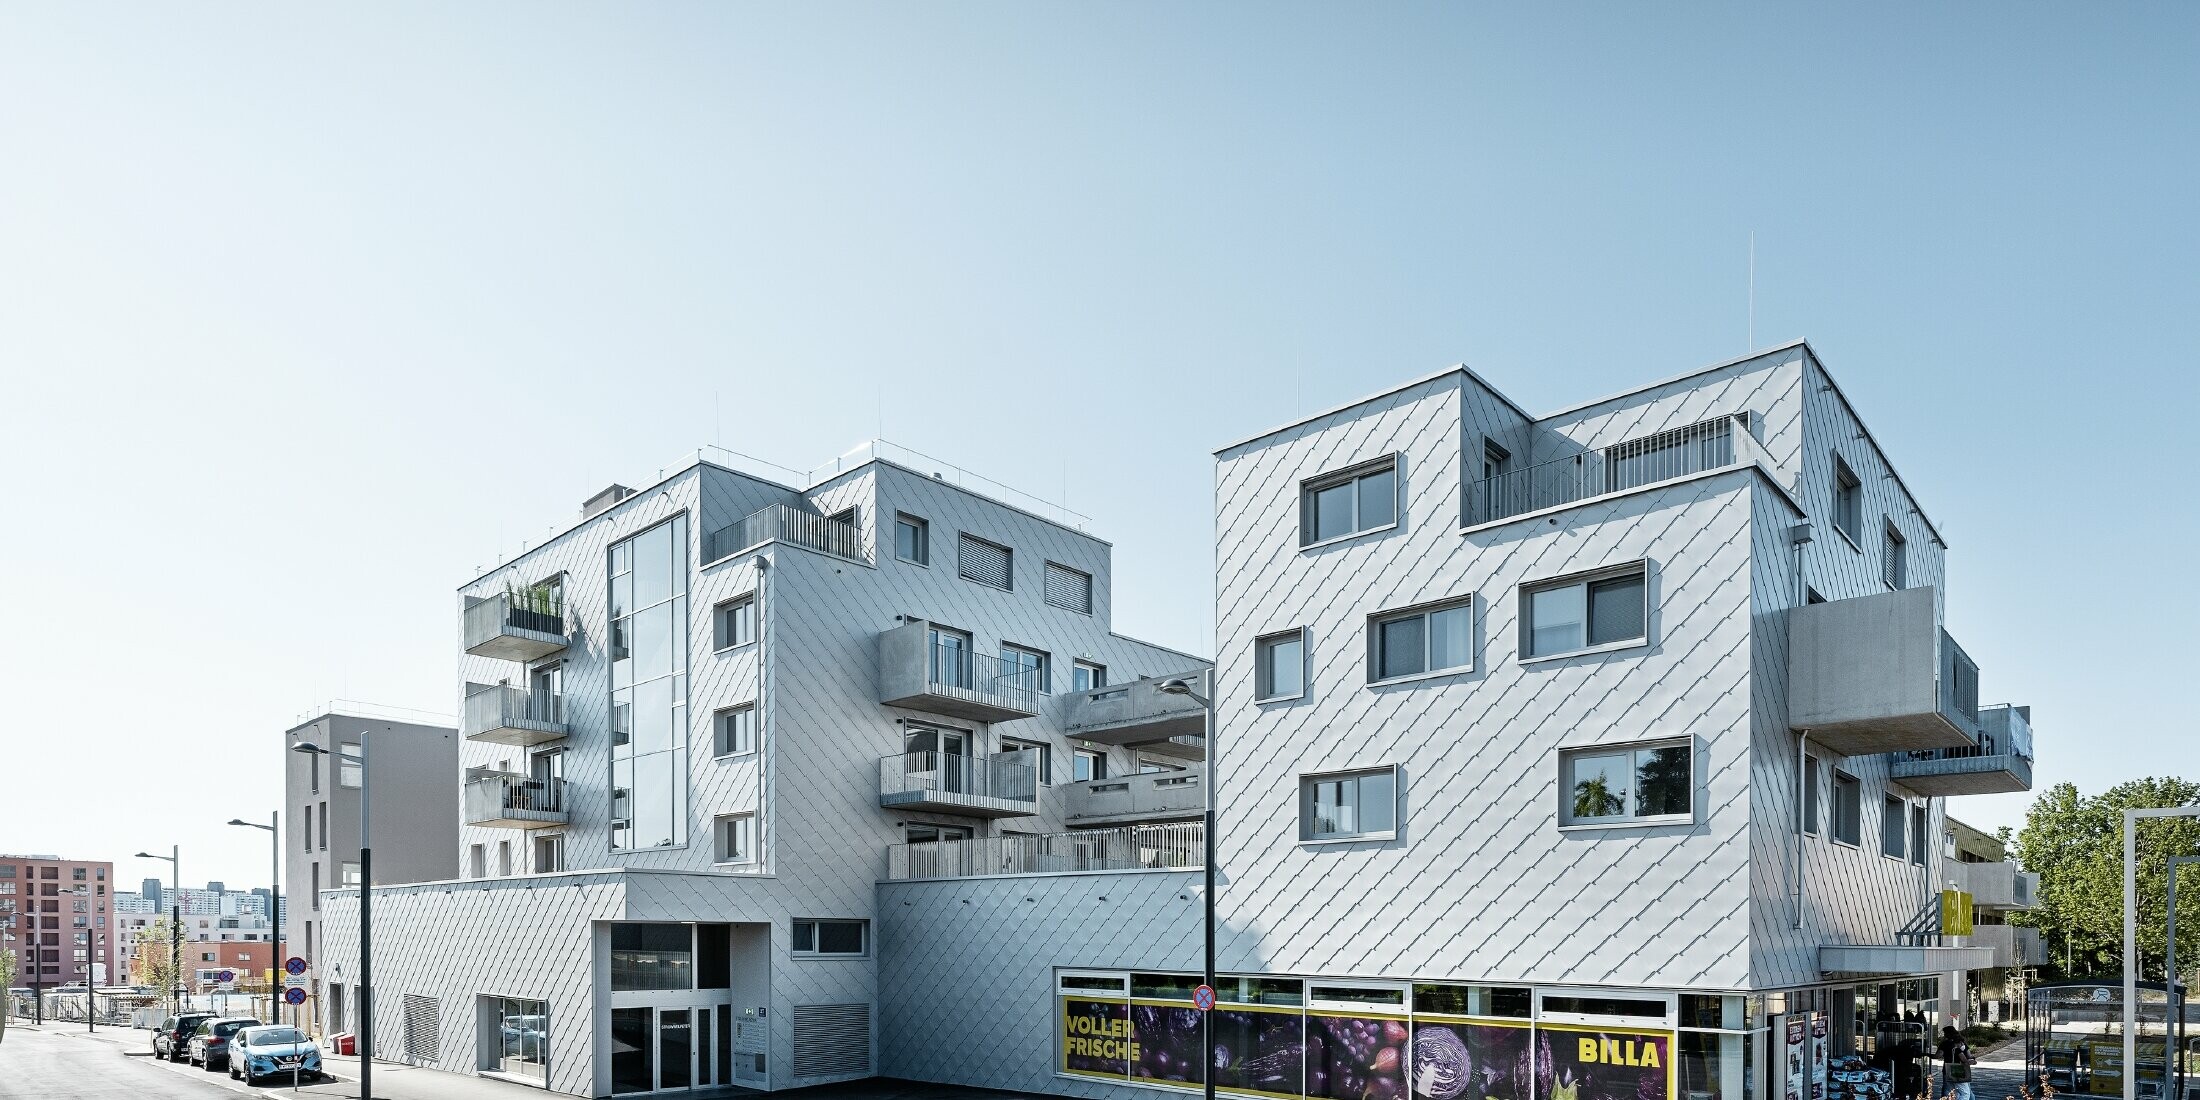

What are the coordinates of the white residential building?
(328, 342, 2035, 1100)
(322, 441, 1207, 1094)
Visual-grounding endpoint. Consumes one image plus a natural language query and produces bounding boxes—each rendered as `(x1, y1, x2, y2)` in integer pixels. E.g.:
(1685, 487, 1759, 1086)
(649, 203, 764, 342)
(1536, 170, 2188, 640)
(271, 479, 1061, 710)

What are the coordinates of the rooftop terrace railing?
(885, 821, 1203, 881)
(1465, 413, 1765, 527)
(703, 503, 867, 565)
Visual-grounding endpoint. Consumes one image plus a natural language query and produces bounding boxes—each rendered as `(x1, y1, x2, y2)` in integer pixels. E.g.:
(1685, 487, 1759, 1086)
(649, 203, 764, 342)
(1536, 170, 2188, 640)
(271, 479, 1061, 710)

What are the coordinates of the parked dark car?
(153, 1013, 217, 1061)
(187, 1015, 263, 1070)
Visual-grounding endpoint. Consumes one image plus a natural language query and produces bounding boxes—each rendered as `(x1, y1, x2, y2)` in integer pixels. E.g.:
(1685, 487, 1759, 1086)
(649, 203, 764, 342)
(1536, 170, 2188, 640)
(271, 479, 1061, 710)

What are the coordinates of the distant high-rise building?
(1, 854, 119, 987)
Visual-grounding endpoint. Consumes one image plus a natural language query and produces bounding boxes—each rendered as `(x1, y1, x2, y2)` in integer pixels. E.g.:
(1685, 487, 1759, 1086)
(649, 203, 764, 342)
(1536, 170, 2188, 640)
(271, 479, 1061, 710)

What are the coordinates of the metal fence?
(886, 821, 1204, 881)
(704, 503, 867, 564)
(1465, 414, 1758, 526)
(6, 989, 164, 1026)
(464, 683, 564, 732)
(926, 640, 1042, 712)
(878, 750, 1039, 804)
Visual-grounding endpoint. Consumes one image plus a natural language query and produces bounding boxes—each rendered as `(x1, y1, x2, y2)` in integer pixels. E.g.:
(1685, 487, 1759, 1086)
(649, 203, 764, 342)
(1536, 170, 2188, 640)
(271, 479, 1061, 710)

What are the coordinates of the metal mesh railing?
(704, 503, 866, 564)
(1465, 414, 1756, 526)
(878, 750, 1038, 804)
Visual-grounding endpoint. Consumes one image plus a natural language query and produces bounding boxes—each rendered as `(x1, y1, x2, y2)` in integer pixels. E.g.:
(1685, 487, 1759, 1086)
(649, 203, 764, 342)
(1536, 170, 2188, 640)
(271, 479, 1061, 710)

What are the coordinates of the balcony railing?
(462, 684, 569, 747)
(877, 621, 1042, 722)
(1064, 672, 1210, 745)
(704, 503, 866, 565)
(1890, 703, 2035, 796)
(463, 773, 568, 829)
(885, 821, 1203, 881)
(1465, 414, 1763, 527)
(877, 750, 1039, 817)
(463, 591, 569, 663)
(1061, 770, 1205, 826)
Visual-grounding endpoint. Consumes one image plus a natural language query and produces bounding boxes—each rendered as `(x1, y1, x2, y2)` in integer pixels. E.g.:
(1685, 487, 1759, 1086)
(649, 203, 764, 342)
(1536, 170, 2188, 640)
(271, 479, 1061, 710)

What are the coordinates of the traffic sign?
(285, 957, 308, 977)
(284, 975, 308, 988)
(285, 987, 307, 1006)
(1192, 984, 1216, 1012)
(216, 970, 235, 984)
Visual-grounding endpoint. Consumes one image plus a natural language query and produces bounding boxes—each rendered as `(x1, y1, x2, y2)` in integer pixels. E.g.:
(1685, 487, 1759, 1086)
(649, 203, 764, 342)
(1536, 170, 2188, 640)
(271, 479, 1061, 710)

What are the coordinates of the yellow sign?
(1941, 890, 1974, 936)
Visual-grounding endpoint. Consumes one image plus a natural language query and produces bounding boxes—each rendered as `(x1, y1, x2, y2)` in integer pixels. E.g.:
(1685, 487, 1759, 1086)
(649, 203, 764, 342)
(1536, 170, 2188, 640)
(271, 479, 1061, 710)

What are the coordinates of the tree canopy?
(2012, 777, 2200, 983)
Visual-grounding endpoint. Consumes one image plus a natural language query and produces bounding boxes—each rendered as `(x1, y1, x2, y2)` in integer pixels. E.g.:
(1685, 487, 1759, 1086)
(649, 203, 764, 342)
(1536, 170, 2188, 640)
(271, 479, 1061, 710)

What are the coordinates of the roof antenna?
(1747, 231, 1756, 353)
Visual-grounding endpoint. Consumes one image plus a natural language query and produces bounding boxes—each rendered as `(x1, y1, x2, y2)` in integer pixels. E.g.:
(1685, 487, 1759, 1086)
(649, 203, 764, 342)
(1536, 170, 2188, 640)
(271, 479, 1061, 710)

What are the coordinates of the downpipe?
(1789, 522, 1813, 931)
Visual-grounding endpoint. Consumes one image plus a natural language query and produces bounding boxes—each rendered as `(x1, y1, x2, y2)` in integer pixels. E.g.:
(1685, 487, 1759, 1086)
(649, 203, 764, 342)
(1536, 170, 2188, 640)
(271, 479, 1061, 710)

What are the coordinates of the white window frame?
(1056, 970, 1130, 997)
(1001, 737, 1053, 785)
(713, 813, 756, 866)
(1071, 661, 1107, 692)
(1305, 980, 1409, 1014)
(894, 513, 929, 566)
(713, 703, 757, 758)
(1518, 560, 1651, 663)
(337, 744, 363, 789)
(1535, 988, 1678, 1028)
(714, 594, 757, 651)
(1298, 764, 1401, 844)
(1366, 594, 1475, 685)
(1298, 454, 1401, 549)
(790, 918, 868, 959)
(1071, 749, 1107, 784)
(1254, 628, 1307, 703)
(1555, 737, 1695, 830)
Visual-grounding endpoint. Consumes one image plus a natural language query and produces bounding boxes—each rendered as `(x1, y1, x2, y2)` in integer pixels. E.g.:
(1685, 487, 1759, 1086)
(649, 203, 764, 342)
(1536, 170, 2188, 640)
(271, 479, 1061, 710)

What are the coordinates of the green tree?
(1573, 775, 1625, 820)
(2011, 777, 2200, 982)
(130, 918, 183, 996)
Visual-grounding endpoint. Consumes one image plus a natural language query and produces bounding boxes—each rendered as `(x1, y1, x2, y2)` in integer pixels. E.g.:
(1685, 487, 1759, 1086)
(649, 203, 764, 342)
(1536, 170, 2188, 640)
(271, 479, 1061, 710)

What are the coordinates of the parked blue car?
(229, 1024, 324, 1084)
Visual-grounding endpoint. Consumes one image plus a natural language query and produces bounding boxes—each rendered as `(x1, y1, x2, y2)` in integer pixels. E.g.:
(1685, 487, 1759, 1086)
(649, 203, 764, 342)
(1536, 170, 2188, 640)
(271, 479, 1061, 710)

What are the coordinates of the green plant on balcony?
(504, 579, 565, 635)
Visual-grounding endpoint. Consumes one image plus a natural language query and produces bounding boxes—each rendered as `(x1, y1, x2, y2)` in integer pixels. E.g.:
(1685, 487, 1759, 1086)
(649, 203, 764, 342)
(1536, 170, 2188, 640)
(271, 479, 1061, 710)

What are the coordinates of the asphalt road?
(0, 1024, 242, 1100)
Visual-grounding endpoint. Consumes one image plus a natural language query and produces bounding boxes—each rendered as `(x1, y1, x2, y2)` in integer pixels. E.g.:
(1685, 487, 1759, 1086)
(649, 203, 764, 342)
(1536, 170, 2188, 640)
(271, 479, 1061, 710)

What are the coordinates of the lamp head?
(1156, 678, 1195, 696)
(133, 852, 154, 860)
(292, 742, 326, 756)
(225, 819, 248, 827)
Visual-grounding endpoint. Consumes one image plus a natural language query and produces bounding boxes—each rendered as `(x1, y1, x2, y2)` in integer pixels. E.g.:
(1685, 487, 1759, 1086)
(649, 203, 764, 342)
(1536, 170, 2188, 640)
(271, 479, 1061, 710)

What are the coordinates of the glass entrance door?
(658, 1009, 692, 1091)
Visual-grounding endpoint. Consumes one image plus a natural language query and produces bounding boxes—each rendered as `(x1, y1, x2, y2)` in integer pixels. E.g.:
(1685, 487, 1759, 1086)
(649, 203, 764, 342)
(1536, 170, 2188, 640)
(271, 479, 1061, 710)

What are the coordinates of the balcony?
(1891, 704, 2035, 796)
(704, 503, 867, 565)
(1789, 586, 1983, 756)
(1966, 924, 2046, 968)
(1061, 770, 1205, 828)
(463, 590, 569, 663)
(878, 750, 1038, 818)
(1950, 860, 2040, 910)
(886, 821, 1203, 881)
(1064, 672, 1209, 747)
(876, 621, 1040, 722)
(463, 773, 568, 830)
(462, 684, 569, 748)
(1464, 414, 1768, 528)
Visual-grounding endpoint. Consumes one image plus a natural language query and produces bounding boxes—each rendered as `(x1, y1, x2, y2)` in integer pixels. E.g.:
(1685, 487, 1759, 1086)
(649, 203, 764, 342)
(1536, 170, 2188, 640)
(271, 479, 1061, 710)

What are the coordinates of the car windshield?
(214, 1019, 261, 1036)
(248, 1028, 306, 1046)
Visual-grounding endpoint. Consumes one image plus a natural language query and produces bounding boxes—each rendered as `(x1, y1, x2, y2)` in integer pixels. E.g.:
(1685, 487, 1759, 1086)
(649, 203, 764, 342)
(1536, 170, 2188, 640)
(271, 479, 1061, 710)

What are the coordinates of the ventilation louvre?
(400, 993, 440, 1062)
(791, 1002, 871, 1078)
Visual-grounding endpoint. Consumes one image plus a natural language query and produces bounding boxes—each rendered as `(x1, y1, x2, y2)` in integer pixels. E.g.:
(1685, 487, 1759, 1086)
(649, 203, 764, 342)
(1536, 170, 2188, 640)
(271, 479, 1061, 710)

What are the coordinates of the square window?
(1831, 772, 1862, 846)
(1001, 738, 1052, 784)
(1044, 562, 1093, 614)
(1558, 740, 1693, 826)
(1521, 563, 1649, 659)
(1002, 644, 1050, 694)
(1299, 766, 1398, 841)
(714, 595, 756, 650)
(792, 919, 866, 957)
(1254, 630, 1306, 701)
(1368, 597, 1473, 682)
(1300, 456, 1399, 547)
(957, 534, 1012, 591)
(894, 514, 929, 565)
(713, 704, 757, 756)
(1832, 457, 1863, 544)
(1072, 749, 1107, 783)
(1882, 523, 1907, 590)
(1071, 661, 1107, 692)
(713, 814, 754, 864)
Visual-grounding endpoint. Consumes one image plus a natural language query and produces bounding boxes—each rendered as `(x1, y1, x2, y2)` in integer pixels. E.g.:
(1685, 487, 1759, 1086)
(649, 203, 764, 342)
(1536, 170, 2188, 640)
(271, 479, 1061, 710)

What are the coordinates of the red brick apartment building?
(1, 854, 119, 987)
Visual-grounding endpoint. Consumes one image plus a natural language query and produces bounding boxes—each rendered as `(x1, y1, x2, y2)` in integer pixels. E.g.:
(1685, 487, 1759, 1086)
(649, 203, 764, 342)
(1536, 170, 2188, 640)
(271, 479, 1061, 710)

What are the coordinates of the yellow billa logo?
(1577, 1037, 1663, 1068)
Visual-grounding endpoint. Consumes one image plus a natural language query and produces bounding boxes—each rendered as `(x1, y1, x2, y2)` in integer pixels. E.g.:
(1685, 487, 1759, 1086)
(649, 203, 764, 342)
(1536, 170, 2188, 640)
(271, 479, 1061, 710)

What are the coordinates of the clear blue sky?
(3, 4, 2192, 886)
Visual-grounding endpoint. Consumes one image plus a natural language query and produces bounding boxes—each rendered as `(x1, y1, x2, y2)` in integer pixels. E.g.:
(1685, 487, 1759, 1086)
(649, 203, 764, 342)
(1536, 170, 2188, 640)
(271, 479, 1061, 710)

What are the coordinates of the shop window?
(610, 923, 693, 991)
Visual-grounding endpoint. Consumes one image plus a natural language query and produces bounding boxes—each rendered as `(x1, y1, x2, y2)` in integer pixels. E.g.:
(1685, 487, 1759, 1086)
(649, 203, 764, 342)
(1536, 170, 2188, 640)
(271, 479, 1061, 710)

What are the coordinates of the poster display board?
(1134, 1002, 1210, 1086)
(1784, 1017, 1809, 1100)
(1307, 1013, 1410, 1100)
(1061, 997, 1134, 1080)
(1409, 1017, 1533, 1100)
(1810, 1015, 1829, 1100)
(1213, 1003, 1307, 1100)
(1538, 1022, 1676, 1100)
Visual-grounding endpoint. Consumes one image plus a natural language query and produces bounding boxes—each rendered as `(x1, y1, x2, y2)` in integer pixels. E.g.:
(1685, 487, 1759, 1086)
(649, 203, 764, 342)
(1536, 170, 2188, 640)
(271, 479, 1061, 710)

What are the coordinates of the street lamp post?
(2167, 855, 2197, 1100)
(1158, 674, 1218, 1100)
(295, 740, 368, 1100)
(133, 847, 180, 1020)
(226, 815, 280, 1027)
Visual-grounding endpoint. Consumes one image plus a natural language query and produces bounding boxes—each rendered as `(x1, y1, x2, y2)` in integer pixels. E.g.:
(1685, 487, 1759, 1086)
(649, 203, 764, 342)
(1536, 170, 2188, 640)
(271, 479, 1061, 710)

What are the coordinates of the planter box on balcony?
(463, 593, 569, 663)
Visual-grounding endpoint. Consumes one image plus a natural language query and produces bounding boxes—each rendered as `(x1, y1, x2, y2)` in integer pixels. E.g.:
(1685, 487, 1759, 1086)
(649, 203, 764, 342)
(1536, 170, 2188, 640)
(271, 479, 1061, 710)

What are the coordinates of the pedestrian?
(1937, 1025, 1974, 1100)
